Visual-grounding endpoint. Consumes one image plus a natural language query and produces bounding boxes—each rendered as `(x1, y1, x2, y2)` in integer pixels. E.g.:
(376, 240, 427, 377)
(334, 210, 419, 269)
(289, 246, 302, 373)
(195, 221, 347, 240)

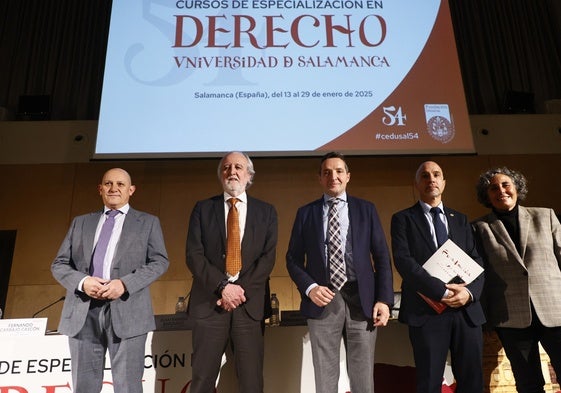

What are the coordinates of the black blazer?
(391, 202, 485, 327)
(186, 194, 278, 320)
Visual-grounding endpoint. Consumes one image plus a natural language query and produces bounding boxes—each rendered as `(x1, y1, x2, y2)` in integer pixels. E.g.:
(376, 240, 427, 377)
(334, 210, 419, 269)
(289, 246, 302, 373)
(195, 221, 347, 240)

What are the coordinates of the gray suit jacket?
(51, 207, 169, 338)
(473, 206, 561, 328)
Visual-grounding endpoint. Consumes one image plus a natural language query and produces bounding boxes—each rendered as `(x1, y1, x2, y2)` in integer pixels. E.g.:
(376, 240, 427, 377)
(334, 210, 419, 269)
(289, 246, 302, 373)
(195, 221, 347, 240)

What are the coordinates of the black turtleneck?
(493, 204, 521, 254)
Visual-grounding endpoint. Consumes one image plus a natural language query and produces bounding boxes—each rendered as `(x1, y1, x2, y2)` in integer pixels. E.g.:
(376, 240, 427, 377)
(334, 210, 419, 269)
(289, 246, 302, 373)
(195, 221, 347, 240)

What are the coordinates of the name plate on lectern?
(154, 313, 192, 331)
(0, 318, 47, 337)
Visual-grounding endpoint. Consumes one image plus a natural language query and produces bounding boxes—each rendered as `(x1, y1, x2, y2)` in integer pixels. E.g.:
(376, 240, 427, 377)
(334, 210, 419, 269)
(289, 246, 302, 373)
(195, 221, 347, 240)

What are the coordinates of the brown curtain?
(0, 0, 111, 119)
(449, 0, 561, 113)
(1, 0, 561, 118)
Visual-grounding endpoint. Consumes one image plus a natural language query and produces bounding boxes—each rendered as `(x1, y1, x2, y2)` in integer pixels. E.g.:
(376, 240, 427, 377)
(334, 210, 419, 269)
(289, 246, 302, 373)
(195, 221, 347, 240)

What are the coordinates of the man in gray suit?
(51, 168, 169, 393)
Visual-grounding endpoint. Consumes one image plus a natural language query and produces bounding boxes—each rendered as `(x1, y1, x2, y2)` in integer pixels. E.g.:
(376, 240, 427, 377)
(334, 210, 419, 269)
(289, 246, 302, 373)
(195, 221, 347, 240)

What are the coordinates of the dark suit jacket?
(286, 195, 394, 319)
(391, 202, 485, 327)
(473, 206, 561, 328)
(186, 194, 278, 321)
(51, 207, 170, 339)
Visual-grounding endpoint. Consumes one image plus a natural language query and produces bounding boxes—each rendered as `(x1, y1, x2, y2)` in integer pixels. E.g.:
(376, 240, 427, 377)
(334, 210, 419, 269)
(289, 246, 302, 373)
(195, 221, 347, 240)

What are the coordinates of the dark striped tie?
(327, 199, 347, 290)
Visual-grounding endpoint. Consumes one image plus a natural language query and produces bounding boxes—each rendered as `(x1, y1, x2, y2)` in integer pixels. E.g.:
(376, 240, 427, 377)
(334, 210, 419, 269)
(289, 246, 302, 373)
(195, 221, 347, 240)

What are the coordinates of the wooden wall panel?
(1, 154, 560, 324)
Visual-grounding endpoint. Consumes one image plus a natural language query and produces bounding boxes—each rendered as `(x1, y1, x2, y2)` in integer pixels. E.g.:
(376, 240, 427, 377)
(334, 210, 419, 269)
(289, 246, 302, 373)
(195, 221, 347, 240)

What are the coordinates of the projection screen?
(95, 0, 474, 158)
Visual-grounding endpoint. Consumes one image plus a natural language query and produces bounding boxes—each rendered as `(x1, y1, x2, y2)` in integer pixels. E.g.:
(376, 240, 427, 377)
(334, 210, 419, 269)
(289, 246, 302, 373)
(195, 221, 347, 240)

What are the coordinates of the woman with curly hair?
(473, 167, 561, 393)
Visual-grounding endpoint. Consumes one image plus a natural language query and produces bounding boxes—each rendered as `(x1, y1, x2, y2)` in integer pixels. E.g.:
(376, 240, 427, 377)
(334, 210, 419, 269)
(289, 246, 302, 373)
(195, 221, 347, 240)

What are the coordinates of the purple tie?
(91, 210, 120, 278)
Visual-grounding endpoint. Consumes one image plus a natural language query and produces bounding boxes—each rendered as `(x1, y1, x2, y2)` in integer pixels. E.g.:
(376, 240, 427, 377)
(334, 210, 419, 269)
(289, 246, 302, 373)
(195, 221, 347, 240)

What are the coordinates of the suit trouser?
(190, 306, 264, 393)
(496, 306, 561, 393)
(408, 310, 483, 393)
(68, 303, 147, 393)
(307, 289, 377, 393)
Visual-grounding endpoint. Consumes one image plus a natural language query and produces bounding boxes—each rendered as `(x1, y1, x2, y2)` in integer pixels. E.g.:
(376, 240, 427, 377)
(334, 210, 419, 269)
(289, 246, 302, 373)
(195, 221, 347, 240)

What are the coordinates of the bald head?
(414, 161, 446, 206)
(98, 168, 136, 209)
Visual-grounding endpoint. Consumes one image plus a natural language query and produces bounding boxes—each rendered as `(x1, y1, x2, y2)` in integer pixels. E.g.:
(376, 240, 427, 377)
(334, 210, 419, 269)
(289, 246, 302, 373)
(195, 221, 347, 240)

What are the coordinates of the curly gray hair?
(476, 167, 528, 208)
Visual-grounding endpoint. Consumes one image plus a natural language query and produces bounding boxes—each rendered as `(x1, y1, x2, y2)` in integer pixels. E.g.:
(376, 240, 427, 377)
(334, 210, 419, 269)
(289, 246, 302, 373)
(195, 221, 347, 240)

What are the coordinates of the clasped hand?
(441, 283, 470, 308)
(217, 283, 246, 312)
(84, 276, 126, 300)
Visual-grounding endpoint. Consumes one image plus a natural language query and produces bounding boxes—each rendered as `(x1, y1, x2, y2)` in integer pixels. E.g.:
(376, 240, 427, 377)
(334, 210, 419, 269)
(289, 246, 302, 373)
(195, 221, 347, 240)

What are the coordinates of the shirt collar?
(103, 203, 130, 215)
(324, 192, 347, 204)
(224, 191, 247, 204)
(419, 200, 444, 214)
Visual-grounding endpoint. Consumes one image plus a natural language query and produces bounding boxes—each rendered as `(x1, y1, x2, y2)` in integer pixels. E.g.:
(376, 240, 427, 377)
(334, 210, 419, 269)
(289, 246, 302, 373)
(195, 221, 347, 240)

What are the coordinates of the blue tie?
(430, 207, 448, 247)
(91, 210, 120, 278)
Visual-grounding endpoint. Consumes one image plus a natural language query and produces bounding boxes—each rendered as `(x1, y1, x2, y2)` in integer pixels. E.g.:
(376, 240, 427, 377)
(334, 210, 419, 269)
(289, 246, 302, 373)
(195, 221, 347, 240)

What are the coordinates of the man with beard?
(186, 151, 278, 393)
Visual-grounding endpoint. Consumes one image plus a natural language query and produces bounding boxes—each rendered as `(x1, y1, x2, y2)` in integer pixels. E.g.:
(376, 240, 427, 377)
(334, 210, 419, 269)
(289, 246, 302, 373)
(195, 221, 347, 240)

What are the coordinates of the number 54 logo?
(382, 106, 407, 126)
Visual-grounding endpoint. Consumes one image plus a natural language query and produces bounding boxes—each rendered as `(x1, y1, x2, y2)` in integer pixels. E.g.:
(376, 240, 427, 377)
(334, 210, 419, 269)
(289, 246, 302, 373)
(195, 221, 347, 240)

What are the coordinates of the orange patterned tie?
(226, 198, 242, 275)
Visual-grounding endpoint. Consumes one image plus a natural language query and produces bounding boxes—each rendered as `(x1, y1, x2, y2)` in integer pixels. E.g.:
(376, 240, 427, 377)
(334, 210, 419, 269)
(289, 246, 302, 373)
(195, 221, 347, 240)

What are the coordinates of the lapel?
(487, 211, 526, 268)
(517, 206, 530, 260)
(241, 196, 253, 260)
(412, 202, 435, 250)
(214, 196, 227, 246)
(310, 197, 329, 281)
(313, 197, 325, 237)
(313, 198, 327, 262)
(84, 211, 102, 263)
(443, 207, 457, 242)
(114, 208, 138, 262)
(347, 195, 365, 254)
(347, 196, 356, 246)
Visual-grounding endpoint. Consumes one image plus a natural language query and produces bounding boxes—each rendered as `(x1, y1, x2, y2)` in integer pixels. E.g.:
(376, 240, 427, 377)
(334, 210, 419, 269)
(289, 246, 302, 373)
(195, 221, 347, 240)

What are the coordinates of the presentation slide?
(96, 0, 474, 158)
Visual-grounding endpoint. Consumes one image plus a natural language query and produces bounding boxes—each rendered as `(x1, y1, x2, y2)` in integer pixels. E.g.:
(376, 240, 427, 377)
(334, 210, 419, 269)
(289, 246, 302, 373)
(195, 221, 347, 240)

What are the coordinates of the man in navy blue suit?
(286, 152, 394, 393)
(391, 161, 485, 393)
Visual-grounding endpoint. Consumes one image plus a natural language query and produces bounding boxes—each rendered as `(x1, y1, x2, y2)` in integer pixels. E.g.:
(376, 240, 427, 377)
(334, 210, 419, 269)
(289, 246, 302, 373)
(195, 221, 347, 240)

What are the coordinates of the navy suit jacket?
(286, 195, 394, 319)
(391, 202, 485, 327)
(186, 194, 278, 321)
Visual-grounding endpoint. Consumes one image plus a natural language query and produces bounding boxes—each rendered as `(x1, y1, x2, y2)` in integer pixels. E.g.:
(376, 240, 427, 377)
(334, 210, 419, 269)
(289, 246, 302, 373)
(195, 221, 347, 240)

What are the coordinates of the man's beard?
(224, 180, 244, 195)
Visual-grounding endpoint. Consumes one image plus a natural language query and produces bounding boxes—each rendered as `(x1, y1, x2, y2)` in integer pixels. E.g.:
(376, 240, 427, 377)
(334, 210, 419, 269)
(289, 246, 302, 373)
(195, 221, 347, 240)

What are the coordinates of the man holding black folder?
(391, 161, 485, 393)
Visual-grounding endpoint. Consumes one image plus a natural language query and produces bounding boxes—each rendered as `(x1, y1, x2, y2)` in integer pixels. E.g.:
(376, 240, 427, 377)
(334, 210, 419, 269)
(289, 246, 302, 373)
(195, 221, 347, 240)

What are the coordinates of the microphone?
(32, 296, 65, 318)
